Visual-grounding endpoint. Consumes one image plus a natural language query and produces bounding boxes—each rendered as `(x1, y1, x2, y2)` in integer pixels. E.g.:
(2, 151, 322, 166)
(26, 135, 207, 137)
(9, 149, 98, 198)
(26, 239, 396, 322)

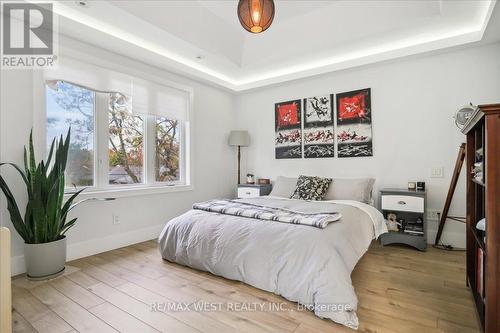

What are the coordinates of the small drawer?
(238, 187, 260, 198)
(382, 195, 424, 213)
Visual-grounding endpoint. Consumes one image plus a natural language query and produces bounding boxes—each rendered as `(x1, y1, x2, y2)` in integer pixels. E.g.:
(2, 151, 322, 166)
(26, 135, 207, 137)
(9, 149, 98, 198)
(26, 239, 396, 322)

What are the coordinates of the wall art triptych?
(275, 88, 372, 159)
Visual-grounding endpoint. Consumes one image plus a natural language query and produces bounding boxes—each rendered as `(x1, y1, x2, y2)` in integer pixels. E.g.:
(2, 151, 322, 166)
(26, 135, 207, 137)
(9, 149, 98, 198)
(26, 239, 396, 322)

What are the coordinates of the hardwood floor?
(11, 241, 481, 333)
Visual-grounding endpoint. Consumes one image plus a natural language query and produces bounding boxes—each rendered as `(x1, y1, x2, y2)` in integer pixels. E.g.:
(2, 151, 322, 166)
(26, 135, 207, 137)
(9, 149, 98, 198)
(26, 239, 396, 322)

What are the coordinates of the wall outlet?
(427, 210, 441, 221)
(431, 167, 444, 178)
(112, 214, 120, 225)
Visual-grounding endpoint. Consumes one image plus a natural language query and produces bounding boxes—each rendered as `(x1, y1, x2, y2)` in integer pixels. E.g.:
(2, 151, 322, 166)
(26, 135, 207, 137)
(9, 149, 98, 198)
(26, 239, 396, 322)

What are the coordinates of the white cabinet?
(381, 195, 424, 213)
(237, 184, 272, 198)
(237, 187, 261, 198)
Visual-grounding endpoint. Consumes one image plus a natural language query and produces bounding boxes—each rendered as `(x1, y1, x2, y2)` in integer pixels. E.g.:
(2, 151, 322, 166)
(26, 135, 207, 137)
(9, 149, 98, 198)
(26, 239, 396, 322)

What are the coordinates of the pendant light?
(237, 0, 275, 34)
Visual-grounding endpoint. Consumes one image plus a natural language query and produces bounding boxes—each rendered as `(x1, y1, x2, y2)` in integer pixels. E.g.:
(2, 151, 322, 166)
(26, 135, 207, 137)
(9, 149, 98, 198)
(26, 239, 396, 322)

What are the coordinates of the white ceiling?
(52, 0, 498, 91)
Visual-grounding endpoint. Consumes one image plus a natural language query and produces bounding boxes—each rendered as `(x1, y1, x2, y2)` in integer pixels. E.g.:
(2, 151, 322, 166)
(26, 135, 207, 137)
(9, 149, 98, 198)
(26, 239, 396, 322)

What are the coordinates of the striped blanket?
(192, 199, 341, 229)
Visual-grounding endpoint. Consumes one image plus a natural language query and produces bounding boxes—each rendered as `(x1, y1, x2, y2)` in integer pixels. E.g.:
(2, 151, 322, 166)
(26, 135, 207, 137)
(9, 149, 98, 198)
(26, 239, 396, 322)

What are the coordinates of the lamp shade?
(237, 0, 275, 34)
(228, 130, 250, 147)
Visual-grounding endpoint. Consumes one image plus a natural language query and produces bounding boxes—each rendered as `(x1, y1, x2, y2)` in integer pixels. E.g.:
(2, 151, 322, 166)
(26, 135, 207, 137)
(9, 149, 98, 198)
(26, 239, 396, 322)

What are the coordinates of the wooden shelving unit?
(462, 103, 500, 333)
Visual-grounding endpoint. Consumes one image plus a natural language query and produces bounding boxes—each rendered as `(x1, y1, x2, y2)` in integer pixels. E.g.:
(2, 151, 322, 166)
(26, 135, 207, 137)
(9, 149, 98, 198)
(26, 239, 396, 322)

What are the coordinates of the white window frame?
(33, 71, 193, 199)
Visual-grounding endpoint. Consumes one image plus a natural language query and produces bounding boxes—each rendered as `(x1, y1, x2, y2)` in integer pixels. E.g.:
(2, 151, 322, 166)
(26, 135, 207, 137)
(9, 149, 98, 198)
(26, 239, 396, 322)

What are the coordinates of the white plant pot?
(24, 236, 66, 280)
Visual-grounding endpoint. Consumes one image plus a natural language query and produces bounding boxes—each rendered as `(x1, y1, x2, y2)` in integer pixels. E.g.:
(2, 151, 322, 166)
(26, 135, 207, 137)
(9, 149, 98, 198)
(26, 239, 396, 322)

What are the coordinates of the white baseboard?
(11, 224, 164, 276)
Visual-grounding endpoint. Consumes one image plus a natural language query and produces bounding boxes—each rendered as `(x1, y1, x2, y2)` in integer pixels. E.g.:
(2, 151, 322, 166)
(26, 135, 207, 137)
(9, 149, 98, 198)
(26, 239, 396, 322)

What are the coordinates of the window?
(108, 95, 144, 185)
(44, 75, 189, 192)
(46, 81, 95, 187)
(155, 117, 180, 182)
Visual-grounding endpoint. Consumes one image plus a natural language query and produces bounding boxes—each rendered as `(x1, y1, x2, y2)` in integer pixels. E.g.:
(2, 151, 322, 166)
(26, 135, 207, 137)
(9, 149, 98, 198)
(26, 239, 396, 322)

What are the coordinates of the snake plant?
(0, 129, 85, 244)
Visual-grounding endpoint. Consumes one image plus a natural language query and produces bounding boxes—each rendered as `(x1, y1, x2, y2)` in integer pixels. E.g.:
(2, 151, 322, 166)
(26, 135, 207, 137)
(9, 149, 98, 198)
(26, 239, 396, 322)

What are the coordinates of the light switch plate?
(431, 167, 444, 178)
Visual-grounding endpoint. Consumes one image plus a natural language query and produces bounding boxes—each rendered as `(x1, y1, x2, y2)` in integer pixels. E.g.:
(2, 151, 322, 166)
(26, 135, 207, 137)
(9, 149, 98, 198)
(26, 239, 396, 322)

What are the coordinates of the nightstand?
(237, 184, 272, 198)
(379, 188, 427, 251)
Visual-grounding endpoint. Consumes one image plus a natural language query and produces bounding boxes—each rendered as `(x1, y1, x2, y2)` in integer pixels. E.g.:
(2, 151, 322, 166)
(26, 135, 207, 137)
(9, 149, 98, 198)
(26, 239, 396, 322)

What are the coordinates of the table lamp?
(228, 130, 250, 184)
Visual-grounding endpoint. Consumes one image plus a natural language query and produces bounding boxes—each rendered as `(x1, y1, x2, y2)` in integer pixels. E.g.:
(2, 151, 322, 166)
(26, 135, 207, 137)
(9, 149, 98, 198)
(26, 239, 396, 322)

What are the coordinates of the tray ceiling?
(53, 0, 497, 91)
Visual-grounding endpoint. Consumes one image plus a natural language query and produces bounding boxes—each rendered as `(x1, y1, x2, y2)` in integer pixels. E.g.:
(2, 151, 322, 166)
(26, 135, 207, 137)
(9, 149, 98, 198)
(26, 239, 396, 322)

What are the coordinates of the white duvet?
(158, 197, 386, 329)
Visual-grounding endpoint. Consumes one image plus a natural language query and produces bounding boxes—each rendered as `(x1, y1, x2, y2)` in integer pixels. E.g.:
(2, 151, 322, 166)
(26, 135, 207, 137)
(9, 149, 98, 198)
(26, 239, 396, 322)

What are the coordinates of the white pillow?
(269, 176, 298, 197)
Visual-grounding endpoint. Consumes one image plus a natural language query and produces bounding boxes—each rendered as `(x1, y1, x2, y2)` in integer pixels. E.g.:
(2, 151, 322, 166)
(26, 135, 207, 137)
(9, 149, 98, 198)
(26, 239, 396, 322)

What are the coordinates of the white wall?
(235, 42, 500, 248)
(0, 38, 237, 275)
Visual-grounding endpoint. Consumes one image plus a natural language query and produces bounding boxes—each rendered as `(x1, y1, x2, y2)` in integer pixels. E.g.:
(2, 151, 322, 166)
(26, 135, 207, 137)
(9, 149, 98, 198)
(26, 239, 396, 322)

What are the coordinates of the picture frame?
(336, 88, 373, 158)
(303, 94, 335, 158)
(274, 99, 302, 159)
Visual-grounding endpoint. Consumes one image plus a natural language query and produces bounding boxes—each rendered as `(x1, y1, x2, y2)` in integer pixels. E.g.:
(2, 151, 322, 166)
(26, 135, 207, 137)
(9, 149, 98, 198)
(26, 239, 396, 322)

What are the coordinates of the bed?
(158, 185, 387, 329)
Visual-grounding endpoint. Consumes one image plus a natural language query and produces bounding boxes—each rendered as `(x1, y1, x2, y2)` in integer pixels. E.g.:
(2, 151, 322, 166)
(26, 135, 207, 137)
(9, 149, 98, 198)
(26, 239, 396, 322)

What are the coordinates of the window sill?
(64, 184, 193, 200)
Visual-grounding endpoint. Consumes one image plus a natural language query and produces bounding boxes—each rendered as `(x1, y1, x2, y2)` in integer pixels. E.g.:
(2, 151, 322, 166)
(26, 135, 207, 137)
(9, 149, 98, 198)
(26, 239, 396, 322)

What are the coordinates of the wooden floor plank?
(111, 246, 209, 284)
(12, 310, 37, 333)
(12, 286, 53, 323)
(65, 271, 100, 289)
(88, 302, 160, 333)
(12, 240, 481, 333)
(357, 307, 441, 333)
(50, 277, 105, 309)
(70, 260, 127, 287)
(354, 283, 477, 323)
(12, 286, 73, 333)
(86, 281, 199, 333)
(116, 282, 244, 333)
(30, 312, 74, 333)
(437, 318, 481, 333)
(292, 322, 360, 333)
(96, 248, 168, 280)
(192, 279, 300, 331)
(81, 255, 199, 305)
(29, 283, 118, 333)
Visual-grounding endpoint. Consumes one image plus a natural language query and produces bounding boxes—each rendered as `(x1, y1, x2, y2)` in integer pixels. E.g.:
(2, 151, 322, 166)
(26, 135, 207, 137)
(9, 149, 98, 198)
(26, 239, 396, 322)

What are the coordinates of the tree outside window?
(46, 81, 94, 187)
(108, 93, 144, 185)
(156, 117, 180, 182)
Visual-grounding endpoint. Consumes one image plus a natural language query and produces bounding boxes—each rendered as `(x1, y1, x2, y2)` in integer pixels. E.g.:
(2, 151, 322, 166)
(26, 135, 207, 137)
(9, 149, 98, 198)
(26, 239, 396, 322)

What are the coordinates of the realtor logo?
(1, 2, 58, 68)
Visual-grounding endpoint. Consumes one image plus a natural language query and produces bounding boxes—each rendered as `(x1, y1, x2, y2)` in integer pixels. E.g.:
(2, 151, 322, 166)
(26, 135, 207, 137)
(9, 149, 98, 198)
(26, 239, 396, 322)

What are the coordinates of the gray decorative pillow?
(269, 176, 298, 197)
(323, 178, 375, 204)
(290, 175, 332, 201)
